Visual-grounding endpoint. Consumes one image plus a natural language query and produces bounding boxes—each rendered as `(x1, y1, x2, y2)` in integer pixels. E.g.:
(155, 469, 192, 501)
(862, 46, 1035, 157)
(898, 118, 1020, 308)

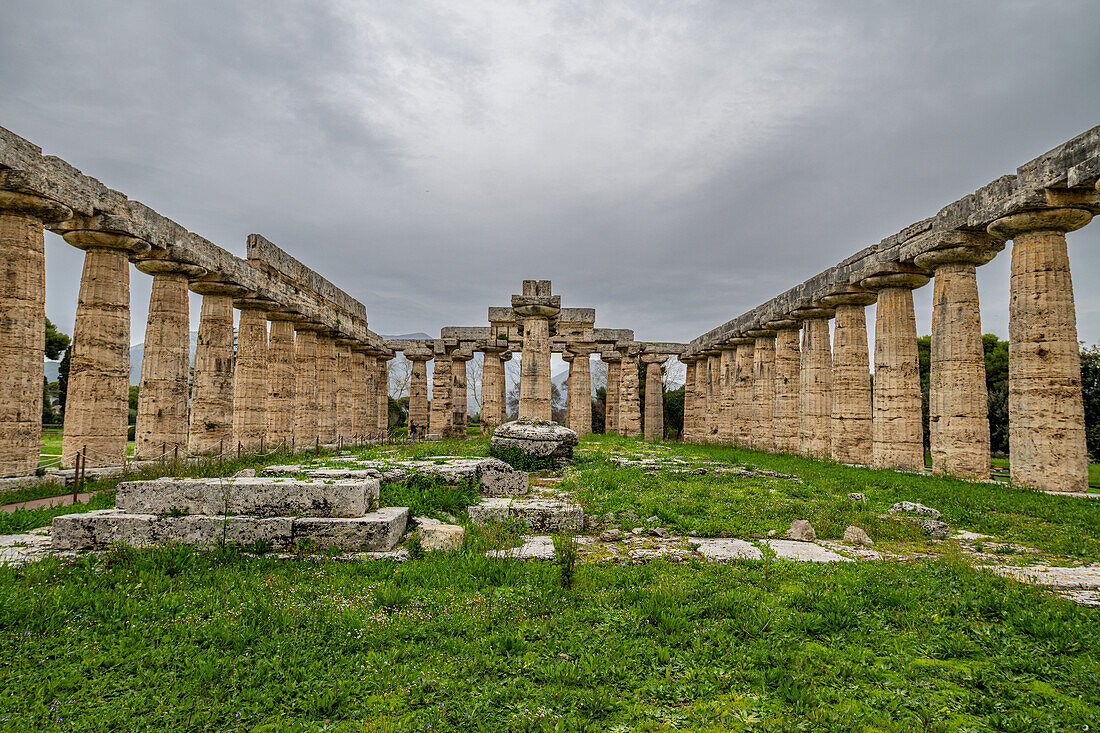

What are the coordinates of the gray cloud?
(2, 0, 1097, 351)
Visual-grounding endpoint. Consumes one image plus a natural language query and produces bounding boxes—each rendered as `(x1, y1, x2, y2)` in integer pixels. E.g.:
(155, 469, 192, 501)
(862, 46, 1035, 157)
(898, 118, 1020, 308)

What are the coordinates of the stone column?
(500, 351, 513, 421)
(377, 355, 391, 439)
(602, 353, 622, 434)
(819, 290, 875, 465)
(641, 354, 667, 441)
(188, 283, 241, 455)
(562, 352, 575, 429)
(133, 261, 201, 459)
(860, 267, 930, 471)
(0, 185, 70, 475)
(334, 339, 355, 443)
(450, 349, 472, 438)
(61, 229, 149, 467)
(717, 345, 737, 443)
(914, 233, 1003, 479)
(566, 347, 594, 436)
(692, 356, 709, 443)
(265, 316, 296, 449)
(293, 326, 320, 448)
(430, 348, 453, 437)
(349, 348, 368, 443)
(316, 334, 338, 444)
(513, 281, 560, 420)
(480, 348, 506, 433)
(989, 208, 1093, 492)
(733, 338, 756, 447)
(406, 349, 431, 436)
(767, 319, 801, 453)
(682, 360, 697, 442)
(232, 300, 269, 451)
(747, 330, 776, 451)
(792, 307, 833, 459)
(618, 347, 642, 437)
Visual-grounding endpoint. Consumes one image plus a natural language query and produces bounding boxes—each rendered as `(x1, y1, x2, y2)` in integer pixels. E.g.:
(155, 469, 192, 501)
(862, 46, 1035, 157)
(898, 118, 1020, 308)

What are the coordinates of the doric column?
(747, 329, 777, 451)
(376, 354, 391, 439)
(480, 347, 507, 433)
(265, 315, 296, 449)
(716, 345, 737, 443)
(61, 228, 149, 467)
(316, 333, 338, 444)
(451, 348, 472, 438)
(367, 352, 382, 440)
(860, 265, 930, 471)
(499, 351, 513, 421)
(601, 352, 622, 434)
(641, 354, 667, 441)
(733, 338, 756, 447)
(766, 318, 800, 453)
(705, 350, 721, 442)
(133, 259, 203, 459)
(914, 232, 1003, 479)
(292, 325, 321, 448)
(989, 208, 1093, 492)
(691, 355, 708, 442)
(618, 346, 642, 437)
(231, 300, 269, 451)
(188, 282, 242, 455)
(819, 289, 875, 465)
(334, 339, 355, 443)
(562, 352, 575, 429)
(682, 359, 697, 442)
(429, 346, 453, 436)
(350, 347, 369, 443)
(513, 281, 560, 420)
(406, 348, 432, 435)
(792, 306, 833, 459)
(565, 346, 594, 435)
(0, 183, 70, 475)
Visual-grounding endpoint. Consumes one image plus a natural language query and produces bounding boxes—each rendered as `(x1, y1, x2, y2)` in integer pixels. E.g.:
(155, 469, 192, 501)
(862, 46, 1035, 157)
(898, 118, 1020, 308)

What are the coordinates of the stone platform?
(116, 476, 380, 517)
(468, 497, 584, 532)
(263, 456, 528, 496)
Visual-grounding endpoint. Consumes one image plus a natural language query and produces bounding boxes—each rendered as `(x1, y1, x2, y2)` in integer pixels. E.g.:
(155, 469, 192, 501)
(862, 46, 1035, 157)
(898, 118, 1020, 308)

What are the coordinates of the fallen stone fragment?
(847, 492, 867, 502)
(468, 497, 584, 532)
(786, 519, 817, 541)
(475, 457, 530, 496)
(233, 468, 256, 478)
(646, 516, 659, 523)
(292, 507, 409, 552)
(599, 528, 624, 542)
(889, 501, 942, 520)
(418, 524, 464, 552)
(486, 535, 556, 560)
(649, 527, 671, 539)
(490, 418, 579, 463)
(763, 539, 851, 563)
(718, 530, 734, 538)
(920, 519, 950, 538)
(695, 538, 763, 561)
(843, 526, 874, 546)
(116, 477, 379, 518)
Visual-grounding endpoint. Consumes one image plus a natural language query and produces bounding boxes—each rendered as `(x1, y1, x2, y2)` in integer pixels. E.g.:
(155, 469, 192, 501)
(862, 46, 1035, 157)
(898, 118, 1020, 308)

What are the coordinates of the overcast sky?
(2, 1, 1098, 355)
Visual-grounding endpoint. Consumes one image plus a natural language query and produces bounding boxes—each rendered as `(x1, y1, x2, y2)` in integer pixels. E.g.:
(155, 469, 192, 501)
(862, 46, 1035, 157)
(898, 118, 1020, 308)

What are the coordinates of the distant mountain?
(381, 332, 431, 340)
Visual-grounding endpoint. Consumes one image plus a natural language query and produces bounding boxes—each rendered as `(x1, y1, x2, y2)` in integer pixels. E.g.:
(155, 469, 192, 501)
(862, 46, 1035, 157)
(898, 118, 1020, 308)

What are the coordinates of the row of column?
(683, 212, 1093, 493)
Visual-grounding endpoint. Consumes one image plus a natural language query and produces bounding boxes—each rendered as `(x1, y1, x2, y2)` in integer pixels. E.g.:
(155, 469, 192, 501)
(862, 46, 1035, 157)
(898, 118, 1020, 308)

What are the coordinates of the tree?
(983, 334, 1010, 455)
(593, 386, 606, 433)
(45, 317, 70, 360)
(1082, 344, 1100, 461)
(917, 336, 931, 448)
(663, 386, 685, 439)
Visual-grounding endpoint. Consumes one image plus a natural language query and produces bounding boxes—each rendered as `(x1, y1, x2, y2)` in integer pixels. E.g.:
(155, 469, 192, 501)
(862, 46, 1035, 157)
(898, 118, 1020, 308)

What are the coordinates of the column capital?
(858, 262, 931, 292)
(53, 214, 152, 256)
(764, 317, 799, 330)
(265, 310, 300, 323)
(134, 254, 207, 278)
(0, 187, 72, 223)
(988, 207, 1093, 239)
(600, 351, 622, 363)
(189, 276, 250, 297)
(818, 287, 876, 308)
(451, 347, 474, 362)
(913, 230, 1006, 269)
(404, 348, 433, 361)
(790, 306, 834, 320)
(640, 353, 668, 365)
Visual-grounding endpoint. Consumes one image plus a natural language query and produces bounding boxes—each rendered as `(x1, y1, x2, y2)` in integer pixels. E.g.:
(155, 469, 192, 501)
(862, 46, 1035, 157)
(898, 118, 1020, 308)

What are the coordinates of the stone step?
(115, 476, 380, 517)
(468, 497, 584, 532)
(52, 506, 409, 553)
(264, 457, 528, 496)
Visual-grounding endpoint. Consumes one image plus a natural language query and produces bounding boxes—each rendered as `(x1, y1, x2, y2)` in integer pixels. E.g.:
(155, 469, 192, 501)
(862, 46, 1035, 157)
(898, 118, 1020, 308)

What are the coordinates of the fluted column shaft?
(334, 342, 354, 442)
(232, 304, 268, 451)
(564, 355, 574, 429)
(189, 292, 236, 455)
(750, 334, 776, 450)
(135, 270, 191, 459)
(266, 318, 296, 448)
(717, 347, 737, 443)
(519, 316, 552, 419)
(705, 353, 720, 442)
(430, 355, 453, 436)
(604, 358, 621, 434)
(796, 313, 833, 459)
(316, 335, 337, 444)
(682, 361, 697, 441)
(823, 298, 873, 465)
(480, 351, 505, 433)
(642, 357, 666, 441)
(734, 342, 755, 446)
(293, 329, 319, 448)
(618, 352, 642, 437)
(408, 356, 430, 433)
(770, 324, 801, 452)
(350, 349, 368, 442)
(0, 191, 69, 475)
(569, 353, 593, 436)
(376, 357, 389, 438)
(451, 355, 469, 438)
(990, 209, 1092, 492)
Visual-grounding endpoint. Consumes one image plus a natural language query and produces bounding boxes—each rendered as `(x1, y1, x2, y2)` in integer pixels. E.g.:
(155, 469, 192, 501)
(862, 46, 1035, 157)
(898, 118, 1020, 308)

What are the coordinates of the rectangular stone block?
(468, 498, 583, 532)
(52, 510, 151, 551)
(292, 507, 409, 552)
(115, 477, 379, 517)
(51, 511, 296, 551)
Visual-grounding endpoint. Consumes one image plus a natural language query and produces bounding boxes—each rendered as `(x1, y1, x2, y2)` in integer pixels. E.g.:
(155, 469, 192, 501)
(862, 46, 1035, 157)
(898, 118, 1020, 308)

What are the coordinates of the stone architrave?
(188, 282, 243, 455)
(406, 348, 432, 435)
(860, 266, 930, 471)
(793, 307, 833, 459)
(618, 347, 642, 437)
(513, 281, 560, 420)
(430, 349, 453, 437)
(451, 349, 472, 438)
(682, 360, 697, 442)
(134, 259, 203, 460)
(602, 353, 621, 434)
(232, 300, 269, 451)
(989, 208, 1093, 492)
(265, 316, 296, 449)
(767, 319, 801, 453)
(914, 232, 1004, 479)
(733, 339, 755, 446)
(334, 339, 355, 443)
(716, 345, 737, 443)
(641, 354, 667, 441)
(61, 229, 150, 467)
(819, 290, 875, 465)
(316, 334, 337, 444)
(565, 347, 594, 436)
(292, 326, 320, 448)
(747, 329, 776, 451)
(0, 184, 71, 475)
(480, 347, 507, 434)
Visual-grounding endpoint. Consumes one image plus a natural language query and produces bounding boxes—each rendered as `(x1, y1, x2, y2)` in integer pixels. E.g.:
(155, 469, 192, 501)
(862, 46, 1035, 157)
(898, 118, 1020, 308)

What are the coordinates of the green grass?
(38, 428, 134, 464)
(0, 542, 1097, 731)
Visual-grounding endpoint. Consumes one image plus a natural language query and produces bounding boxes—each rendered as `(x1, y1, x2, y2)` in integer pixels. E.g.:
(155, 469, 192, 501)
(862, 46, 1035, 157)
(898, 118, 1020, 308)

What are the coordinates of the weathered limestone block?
(232, 303, 268, 451)
(795, 311, 833, 459)
(293, 327, 319, 447)
(54, 512, 297, 552)
(642, 355, 666, 441)
(602, 355, 621, 434)
(265, 317, 296, 447)
(316, 334, 337, 444)
(749, 331, 776, 451)
(768, 321, 801, 453)
(989, 208, 1093, 492)
(188, 289, 237, 455)
(135, 268, 193, 459)
(115, 476, 380, 517)
(819, 293, 875, 465)
(418, 523, 465, 552)
(861, 270, 929, 471)
(491, 418, 579, 461)
(407, 352, 431, 434)
(468, 497, 584, 532)
(618, 350, 642, 437)
(734, 340, 755, 446)
(292, 507, 409, 552)
(430, 353, 453, 437)
(476, 457, 530, 496)
(0, 187, 70, 476)
(915, 234, 1002, 479)
(62, 231, 146, 467)
(52, 510, 157, 551)
(717, 346, 737, 442)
